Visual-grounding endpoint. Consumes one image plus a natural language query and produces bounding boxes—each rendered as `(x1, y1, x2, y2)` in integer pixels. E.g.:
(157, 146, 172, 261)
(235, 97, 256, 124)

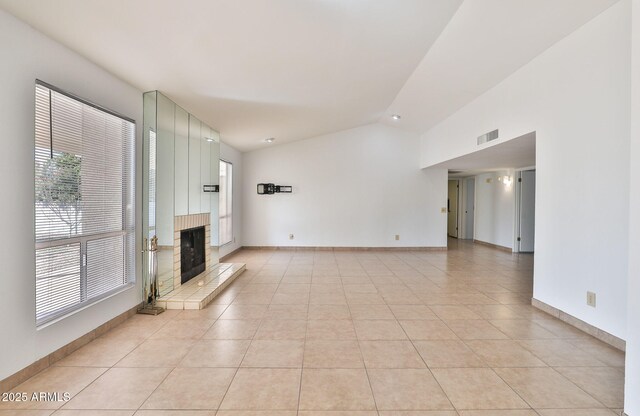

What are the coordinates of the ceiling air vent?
(477, 129, 499, 145)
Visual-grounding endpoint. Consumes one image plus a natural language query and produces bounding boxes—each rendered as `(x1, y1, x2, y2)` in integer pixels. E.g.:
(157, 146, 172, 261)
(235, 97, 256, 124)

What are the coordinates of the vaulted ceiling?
(0, 0, 620, 151)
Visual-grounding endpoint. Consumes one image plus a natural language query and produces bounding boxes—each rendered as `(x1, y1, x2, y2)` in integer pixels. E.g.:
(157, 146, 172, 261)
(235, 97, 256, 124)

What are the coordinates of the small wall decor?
(257, 183, 293, 195)
(203, 185, 219, 193)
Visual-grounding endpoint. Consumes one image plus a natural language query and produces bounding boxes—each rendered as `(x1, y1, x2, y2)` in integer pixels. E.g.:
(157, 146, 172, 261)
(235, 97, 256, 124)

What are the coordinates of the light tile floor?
(0, 239, 626, 415)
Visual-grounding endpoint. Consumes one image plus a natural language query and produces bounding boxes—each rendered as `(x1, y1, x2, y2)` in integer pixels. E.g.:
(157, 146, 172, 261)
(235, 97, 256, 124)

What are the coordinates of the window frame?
(219, 159, 233, 246)
(34, 80, 136, 327)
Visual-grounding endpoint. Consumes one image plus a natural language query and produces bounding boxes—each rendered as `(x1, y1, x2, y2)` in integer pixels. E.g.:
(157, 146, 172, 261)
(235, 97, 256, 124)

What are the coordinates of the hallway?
(0, 242, 624, 415)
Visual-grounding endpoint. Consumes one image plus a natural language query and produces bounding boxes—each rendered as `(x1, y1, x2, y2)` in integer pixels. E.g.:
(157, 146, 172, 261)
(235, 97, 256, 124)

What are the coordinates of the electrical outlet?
(587, 291, 596, 307)
(441, 207, 447, 213)
(395, 234, 400, 241)
(289, 234, 294, 240)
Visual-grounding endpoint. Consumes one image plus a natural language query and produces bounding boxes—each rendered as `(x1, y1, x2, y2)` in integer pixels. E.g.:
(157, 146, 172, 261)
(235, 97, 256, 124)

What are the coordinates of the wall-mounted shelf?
(203, 185, 219, 193)
(257, 183, 292, 195)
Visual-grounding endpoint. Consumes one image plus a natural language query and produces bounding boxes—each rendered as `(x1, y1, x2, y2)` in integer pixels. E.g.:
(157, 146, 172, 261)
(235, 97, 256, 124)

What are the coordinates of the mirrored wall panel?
(143, 91, 220, 298)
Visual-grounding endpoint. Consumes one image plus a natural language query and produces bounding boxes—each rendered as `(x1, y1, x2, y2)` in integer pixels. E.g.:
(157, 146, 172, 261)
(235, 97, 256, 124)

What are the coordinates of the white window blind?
(219, 160, 233, 245)
(34, 81, 135, 325)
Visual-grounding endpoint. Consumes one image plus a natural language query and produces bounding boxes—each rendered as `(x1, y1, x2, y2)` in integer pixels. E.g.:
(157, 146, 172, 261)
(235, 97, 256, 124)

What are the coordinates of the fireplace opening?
(181, 226, 206, 284)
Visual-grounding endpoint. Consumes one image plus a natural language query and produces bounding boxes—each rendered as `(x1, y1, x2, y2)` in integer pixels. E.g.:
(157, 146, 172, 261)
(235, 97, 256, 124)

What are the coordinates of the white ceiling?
(0, 0, 619, 151)
(384, 0, 619, 134)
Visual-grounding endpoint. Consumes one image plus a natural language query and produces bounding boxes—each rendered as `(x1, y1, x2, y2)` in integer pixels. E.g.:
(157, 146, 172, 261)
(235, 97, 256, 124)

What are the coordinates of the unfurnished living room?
(1, 0, 640, 415)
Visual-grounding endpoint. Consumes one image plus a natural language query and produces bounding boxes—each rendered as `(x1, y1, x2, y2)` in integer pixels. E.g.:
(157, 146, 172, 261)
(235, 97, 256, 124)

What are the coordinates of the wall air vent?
(477, 129, 499, 145)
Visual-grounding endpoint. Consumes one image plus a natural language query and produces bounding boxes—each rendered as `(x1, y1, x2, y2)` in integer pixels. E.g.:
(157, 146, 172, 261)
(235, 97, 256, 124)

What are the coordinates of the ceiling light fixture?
(391, 114, 401, 120)
(265, 137, 275, 143)
(205, 137, 214, 142)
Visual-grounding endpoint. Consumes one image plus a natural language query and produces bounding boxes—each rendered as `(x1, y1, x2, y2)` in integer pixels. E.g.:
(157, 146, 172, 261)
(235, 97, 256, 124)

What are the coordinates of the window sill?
(36, 282, 136, 330)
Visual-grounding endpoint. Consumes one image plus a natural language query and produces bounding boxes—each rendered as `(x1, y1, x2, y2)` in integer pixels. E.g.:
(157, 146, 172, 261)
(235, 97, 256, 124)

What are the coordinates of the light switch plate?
(587, 291, 596, 307)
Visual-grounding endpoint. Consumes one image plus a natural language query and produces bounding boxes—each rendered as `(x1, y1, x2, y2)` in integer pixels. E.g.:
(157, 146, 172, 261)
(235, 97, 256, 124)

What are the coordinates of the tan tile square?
(399, 320, 457, 340)
(445, 320, 508, 340)
(489, 320, 557, 339)
(254, 319, 307, 340)
(54, 410, 135, 416)
(465, 340, 546, 367)
(308, 304, 351, 320)
(567, 338, 625, 367)
(150, 319, 214, 340)
(276, 283, 311, 293)
(63, 368, 171, 410)
(175, 304, 228, 320)
(116, 339, 195, 367)
(303, 340, 364, 368)
(458, 411, 538, 416)
(413, 340, 485, 368)
(389, 305, 438, 320)
(217, 412, 296, 416)
(219, 304, 269, 319)
(309, 292, 347, 305)
(381, 292, 423, 305)
(270, 292, 310, 305)
(353, 320, 407, 340)
(240, 283, 279, 294)
(220, 369, 300, 410)
(349, 304, 395, 320)
(343, 284, 378, 294)
(429, 305, 482, 320)
(518, 339, 606, 366)
(368, 369, 452, 410)
(55, 338, 141, 367)
(432, 368, 528, 410)
(232, 292, 274, 305)
(265, 304, 308, 320)
(494, 367, 602, 409)
(359, 340, 425, 368)
(307, 320, 357, 340)
(179, 340, 250, 367)
(241, 340, 304, 368)
(203, 319, 261, 340)
(299, 369, 375, 410)
(378, 412, 458, 416)
(466, 304, 527, 320)
(100, 317, 167, 341)
(555, 366, 624, 408)
(0, 367, 107, 410)
(300, 412, 378, 416)
(140, 368, 235, 409)
(346, 293, 386, 305)
(536, 410, 618, 416)
(134, 410, 220, 416)
(310, 283, 344, 294)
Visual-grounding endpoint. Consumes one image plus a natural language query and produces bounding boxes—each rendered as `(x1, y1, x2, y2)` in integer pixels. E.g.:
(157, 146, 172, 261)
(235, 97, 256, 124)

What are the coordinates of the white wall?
(242, 123, 447, 248)
(0, 10, 143, 381)
(625, 0, 640, 413)
(421, 1, 631, 339)
(219, 142, 243, 258)
(474, 171, 515, 249)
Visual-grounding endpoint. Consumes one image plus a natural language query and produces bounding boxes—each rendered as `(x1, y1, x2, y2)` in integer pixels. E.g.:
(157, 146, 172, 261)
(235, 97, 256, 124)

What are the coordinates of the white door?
(464, 178, 475, 239)
(447, 180, 459, 238)
(518, 170, 536, 252)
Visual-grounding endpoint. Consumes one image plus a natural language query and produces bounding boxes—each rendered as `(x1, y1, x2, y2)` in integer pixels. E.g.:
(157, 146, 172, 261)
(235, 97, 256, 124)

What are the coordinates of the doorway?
(517, 169, 536, 252)
(447, 180, 459, 238)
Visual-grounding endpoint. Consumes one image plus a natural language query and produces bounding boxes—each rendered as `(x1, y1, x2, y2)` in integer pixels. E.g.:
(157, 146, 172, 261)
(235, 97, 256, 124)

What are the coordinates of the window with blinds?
(219, 160, 233, 245)
(34, 81, 135, 326)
